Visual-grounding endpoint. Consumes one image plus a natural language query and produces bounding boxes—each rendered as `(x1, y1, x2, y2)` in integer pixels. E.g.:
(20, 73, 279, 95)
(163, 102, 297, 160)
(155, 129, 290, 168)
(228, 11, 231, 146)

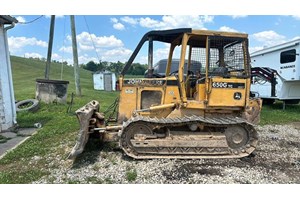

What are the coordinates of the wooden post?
(45, 15, 55, 79)
(70, 15, 81, 96)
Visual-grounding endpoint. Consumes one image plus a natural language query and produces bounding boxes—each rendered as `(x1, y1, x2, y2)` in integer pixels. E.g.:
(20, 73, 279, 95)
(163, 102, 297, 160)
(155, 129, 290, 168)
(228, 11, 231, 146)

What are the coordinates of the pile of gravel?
(33, 124, 300, 184)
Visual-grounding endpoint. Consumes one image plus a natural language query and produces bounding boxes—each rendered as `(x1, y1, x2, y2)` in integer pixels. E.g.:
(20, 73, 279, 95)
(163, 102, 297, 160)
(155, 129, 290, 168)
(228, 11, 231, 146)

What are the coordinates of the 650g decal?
(212, 82, 245, 89)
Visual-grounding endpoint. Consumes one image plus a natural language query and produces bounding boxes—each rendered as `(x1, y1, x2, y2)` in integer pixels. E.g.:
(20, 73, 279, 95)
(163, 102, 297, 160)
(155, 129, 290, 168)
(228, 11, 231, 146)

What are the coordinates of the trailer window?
(280, 49, 296, 64)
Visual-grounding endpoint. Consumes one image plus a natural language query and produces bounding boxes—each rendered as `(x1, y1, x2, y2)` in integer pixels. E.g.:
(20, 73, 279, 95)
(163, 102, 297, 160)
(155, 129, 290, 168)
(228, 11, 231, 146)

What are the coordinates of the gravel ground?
(33, 123, 300, 184)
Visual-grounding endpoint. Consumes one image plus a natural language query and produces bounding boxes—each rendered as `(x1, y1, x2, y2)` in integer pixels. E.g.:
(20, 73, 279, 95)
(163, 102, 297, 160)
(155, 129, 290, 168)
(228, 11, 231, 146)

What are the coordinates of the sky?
(6, 15, 300, 66)
(4, 0, 300, 67)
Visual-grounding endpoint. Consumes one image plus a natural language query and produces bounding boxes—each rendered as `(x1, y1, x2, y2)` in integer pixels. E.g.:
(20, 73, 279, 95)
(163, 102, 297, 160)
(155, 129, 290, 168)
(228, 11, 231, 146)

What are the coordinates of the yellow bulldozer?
(69, 28, 261, 159)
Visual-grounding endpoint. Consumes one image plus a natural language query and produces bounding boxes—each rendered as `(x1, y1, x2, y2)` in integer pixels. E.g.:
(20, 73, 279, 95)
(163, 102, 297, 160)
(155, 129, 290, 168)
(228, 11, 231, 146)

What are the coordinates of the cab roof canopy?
(122, 28, 248, 75)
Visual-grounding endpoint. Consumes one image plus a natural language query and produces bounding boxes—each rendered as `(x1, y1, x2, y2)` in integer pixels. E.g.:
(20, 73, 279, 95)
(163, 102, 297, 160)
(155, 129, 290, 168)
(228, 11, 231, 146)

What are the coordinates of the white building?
(93, 71, 116, 91)
(0, 15, 18, 132)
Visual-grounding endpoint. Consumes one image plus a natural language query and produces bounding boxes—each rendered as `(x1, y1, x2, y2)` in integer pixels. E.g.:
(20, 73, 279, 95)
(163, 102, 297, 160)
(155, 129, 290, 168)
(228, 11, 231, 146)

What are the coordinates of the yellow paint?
(208, 77, 246, 107)
(116, 29, 261, 123)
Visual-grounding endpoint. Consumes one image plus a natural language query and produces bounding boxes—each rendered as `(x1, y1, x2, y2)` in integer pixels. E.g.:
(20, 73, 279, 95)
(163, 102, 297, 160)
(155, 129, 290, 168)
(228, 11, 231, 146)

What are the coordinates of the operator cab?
(120, 29, 250, 112)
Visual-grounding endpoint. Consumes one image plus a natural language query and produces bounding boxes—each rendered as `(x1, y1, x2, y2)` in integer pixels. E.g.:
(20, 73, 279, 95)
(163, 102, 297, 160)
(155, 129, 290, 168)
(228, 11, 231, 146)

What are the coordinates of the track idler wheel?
(224, 124, 257, 156)
(120, 122, 153, 158)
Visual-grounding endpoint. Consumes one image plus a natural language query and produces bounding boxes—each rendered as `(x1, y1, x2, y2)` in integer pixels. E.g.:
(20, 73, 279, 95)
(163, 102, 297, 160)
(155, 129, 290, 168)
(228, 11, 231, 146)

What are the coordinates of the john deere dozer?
(69, 28, 261, 159)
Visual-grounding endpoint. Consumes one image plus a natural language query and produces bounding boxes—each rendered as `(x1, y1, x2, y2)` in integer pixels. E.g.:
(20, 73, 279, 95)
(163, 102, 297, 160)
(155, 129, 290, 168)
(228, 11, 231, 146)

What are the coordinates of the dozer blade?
(68, 100, 99, 159)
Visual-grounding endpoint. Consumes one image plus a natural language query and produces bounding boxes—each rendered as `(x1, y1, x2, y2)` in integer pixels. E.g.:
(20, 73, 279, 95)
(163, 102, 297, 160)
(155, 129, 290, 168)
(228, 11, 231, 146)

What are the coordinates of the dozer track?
(120, 115, 258, 159)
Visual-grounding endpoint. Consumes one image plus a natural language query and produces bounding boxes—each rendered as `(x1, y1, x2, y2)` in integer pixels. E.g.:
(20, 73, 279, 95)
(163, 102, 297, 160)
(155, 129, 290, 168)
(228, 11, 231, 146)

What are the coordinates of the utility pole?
(70, 15, 81, 96)
(45, 15, 55, 79)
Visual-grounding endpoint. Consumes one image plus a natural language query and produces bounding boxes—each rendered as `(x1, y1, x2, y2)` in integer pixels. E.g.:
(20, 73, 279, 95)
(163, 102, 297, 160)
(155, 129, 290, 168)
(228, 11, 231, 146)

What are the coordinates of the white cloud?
(121, 16, 138, 25)
(111, 18, 126, 30)
(230, 15, 248, 19)
(8, 36, 47, 53)
(249, 46, 264, 54)
(52, 53, 62, 61)
(78, 54, 98, 64)
(136, 55, 148, 65)
(292, 15, 300, 20)
(219, 26, 238, 32)
(59, 46, 73, 53)
(24, 52, 43, 59)
(251, 30, 286, 47)
(61, 32, 131, 64)
(75, 32, 124, 49)
(16, 16, 26, 23)
(139, 15, 213, 29)
(139, 17, 163, 28)
(110, 18, 118, 23)
(101, 48, 132, 62)
(78, 43, 94, 51)
(113, 22, 125, 30)
(112, 15, 213, 30)
(153, 46, 171, 64)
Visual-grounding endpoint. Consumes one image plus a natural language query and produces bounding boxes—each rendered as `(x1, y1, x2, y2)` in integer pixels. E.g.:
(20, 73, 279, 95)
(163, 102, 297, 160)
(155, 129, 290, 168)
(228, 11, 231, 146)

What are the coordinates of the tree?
(83, 61, 98, 72)
(111, 61, 124, 76)
(129, 63, 147, 75)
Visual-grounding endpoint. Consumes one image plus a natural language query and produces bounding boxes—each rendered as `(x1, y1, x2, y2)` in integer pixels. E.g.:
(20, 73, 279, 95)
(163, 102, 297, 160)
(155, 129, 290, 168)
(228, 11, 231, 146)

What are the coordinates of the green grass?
(0, 56, 299, 183)
(0, 56, 118, 184)
(260, 102, 300, 125)
(0, 135, 11, 144)
(126, 168, 137, 182)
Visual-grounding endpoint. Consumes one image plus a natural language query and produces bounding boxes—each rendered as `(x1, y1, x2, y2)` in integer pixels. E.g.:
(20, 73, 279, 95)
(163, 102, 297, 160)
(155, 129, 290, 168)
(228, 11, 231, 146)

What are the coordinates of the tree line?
(24, 56, 147, 76)
(81, 61, 147, 75)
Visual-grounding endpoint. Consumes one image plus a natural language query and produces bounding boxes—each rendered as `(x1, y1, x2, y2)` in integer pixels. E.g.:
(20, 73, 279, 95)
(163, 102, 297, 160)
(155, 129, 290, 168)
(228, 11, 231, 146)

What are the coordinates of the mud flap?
(68, 100, 100, 159)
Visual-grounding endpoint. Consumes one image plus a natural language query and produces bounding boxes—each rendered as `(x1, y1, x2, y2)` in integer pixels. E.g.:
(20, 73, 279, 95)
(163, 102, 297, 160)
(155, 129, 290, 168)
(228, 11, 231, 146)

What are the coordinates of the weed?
(18, 101, 33, 109)
(104, 177, 114, 184)
(86, 176, 103, 184)
(92, 164, 101, 171)
(67, 179, 81, 184)
(126, 168, 137, 182)
(0, 169, 48, 184)
(107, 154, 118, 165)
(0, 135, 11, 144)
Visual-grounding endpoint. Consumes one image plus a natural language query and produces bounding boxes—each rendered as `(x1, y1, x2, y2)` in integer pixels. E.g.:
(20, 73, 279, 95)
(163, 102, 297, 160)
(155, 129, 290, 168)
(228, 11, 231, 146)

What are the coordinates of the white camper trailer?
(250, 38, 300, 107)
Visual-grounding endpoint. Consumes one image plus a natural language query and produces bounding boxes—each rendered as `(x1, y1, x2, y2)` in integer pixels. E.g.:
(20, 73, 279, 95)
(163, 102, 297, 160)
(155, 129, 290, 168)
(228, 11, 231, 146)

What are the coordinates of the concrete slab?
(0, 128, 37, 159)
(18, 128, 37, 136)
(0, 137, 26, 156)
(0, 132, 17, 138)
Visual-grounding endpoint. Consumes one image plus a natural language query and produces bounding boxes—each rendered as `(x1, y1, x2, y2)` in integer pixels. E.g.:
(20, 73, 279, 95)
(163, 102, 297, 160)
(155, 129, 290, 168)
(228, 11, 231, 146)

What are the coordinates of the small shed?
(93, 71, 116, 91)
(0, 15, 18, 132)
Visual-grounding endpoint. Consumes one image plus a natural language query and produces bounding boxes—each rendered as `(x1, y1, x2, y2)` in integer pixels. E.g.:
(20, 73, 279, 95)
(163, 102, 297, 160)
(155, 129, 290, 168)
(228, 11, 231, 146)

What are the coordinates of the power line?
(18, 15, 44, 24)
(60, 16, 67, 80)
(83, 16, 101, 63)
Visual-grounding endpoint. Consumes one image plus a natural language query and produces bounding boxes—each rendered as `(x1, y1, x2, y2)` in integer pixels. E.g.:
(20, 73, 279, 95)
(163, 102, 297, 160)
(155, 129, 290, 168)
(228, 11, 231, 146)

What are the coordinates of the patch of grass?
(86, 176, 103, 184)
(0, 56, 119, 183)
(104, 177, 114, 184)
(67, 179, 81, 184)
(107, 154, 117, 165)
(18, 101, 34, 109)
(0, 169, 48, 184)
(0, 135, 11, 144)
(260, 102, 300, 125)
(126, 168, 137, 182)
